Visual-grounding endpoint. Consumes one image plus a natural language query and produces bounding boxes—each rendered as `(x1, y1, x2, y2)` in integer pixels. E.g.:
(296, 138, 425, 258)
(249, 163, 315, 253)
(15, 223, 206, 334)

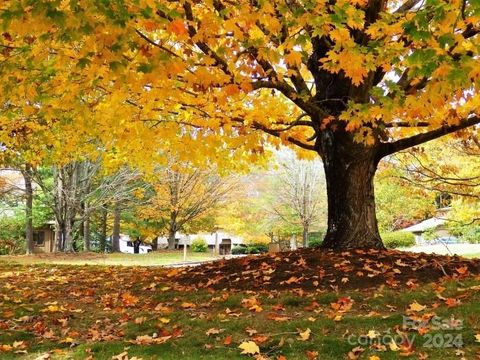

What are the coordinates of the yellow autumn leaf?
(298, 328, 311, 341)
(408, 301, 426, 312)
(159, 317, 170, 324)
(238, 341, 260, 355)
(333, 314, 343, 321)
(59, 337, 75, 344)
(389, 340, 399, 351)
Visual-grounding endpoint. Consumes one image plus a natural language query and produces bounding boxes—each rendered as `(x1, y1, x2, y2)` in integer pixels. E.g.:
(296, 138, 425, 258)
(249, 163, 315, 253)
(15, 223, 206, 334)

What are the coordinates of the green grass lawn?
(0, 261, 480, 359)
(0, 250, 221, 266)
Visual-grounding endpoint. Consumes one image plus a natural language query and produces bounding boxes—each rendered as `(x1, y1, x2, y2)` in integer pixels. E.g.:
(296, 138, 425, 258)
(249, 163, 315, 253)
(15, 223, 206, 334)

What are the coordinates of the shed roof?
(402, 217, 446, 233)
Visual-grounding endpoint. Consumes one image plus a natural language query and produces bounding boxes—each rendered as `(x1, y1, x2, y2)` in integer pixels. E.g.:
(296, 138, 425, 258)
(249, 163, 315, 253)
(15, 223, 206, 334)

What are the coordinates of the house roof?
(402, 217, 446, 233)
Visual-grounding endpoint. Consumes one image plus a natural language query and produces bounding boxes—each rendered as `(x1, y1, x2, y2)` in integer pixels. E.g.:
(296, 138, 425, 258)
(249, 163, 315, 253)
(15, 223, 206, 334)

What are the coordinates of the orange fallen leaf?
(252, 335, 269, 344)
(445, 298, 458, 307)
(121, 293, 139, 307)
(267, 313, 291, 322)
(180, 302, 196, 309)
(285, 276, 300, 284)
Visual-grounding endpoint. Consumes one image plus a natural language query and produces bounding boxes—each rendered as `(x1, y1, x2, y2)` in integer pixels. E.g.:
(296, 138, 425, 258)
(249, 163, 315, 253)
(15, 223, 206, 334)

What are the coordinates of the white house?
(157, 230, 244, 255)
(119, 234, 152, 254)
(402, 217, 447, 244)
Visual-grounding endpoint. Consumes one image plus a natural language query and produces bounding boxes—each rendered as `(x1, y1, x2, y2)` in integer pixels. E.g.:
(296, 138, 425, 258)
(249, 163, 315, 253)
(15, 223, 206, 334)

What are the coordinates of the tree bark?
(64, 217, 74, 252)
(55, 220, 64, 252)
(302, 224, 308, 248)
(53, 167, 64, 252)
(83, 207, 90, 252)
(318, 131, 384, 250)
(168, 227, 176, 250)
(100, 207, 107, 252)
(151, 237, 158, 251)
(168, 212, 177, 250)
(23, 165, 34, 255)
(133, 237, 141, 254)
(112, 203, 121, 252)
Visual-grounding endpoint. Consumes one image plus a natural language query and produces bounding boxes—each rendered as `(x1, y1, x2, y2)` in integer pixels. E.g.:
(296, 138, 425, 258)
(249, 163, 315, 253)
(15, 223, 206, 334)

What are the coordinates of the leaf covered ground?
(1, 249, 480, 360)
(0, 251, 220, 267)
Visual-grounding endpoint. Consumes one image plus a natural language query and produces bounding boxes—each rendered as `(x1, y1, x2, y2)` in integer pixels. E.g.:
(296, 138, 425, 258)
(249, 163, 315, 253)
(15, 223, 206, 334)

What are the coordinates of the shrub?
(308, 237, 323, 248)
(231, 245, 247, 255)
(381, 231, 415, 249)
(449, 225, 479, 244)
(0, 215, 26, 255)
(246, 243, 268, 254)
(231, 244, 268, 254)
(191, 238, 208, 253)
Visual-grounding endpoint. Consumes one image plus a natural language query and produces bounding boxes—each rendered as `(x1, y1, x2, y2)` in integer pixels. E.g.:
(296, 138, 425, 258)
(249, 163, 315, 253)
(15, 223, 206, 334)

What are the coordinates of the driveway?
(402, 243, 480, 257)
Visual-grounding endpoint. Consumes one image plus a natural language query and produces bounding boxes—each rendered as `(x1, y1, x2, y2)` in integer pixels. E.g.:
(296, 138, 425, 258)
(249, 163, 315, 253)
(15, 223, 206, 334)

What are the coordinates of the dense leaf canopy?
(0, 0, 479, 167)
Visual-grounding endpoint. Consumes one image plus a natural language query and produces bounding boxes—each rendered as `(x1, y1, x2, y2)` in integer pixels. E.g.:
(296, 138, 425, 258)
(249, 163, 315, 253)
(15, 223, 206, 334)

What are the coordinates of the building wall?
(32, 227, 55, 253)
(413, 228, 452, 245)
(157, 231, 244, 249)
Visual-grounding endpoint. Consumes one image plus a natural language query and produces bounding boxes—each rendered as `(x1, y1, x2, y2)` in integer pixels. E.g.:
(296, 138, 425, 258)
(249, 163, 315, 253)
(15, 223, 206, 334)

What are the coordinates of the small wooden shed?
(32, 222, 56, 253)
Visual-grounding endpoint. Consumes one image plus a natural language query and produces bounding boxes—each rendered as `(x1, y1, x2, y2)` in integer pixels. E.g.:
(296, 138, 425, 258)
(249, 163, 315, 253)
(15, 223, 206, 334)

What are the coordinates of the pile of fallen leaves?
(1, 248, 480, 359)
(173, 248, 480, 291)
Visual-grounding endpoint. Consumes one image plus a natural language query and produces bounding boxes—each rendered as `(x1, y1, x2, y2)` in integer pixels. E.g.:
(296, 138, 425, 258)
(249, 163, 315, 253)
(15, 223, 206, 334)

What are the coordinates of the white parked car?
(119, 235, 152, 254)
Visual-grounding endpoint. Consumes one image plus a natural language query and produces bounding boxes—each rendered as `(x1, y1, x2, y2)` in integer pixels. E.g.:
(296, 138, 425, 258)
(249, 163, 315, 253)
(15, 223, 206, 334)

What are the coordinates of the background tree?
(216, 173, 276, 244)
(390, 136, 480, 241)
(218, 153, 326, 246)
(32, 162, 143, 252)
(271, 152, 326, 247)
(2, 1, 480, 249)
(21, 165, 34, 254)
(0, 169, 52, 254)
(140, 164, 235, 250)
(375, 163, 436, 231)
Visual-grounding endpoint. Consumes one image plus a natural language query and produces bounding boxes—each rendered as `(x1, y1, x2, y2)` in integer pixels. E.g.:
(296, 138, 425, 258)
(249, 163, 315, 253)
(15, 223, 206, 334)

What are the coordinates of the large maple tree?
(1, 0, 480, 249)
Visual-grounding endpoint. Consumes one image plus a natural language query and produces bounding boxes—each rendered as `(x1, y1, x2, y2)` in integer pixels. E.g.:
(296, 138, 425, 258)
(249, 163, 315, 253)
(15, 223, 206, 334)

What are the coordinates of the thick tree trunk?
(168, 228, 176, 250)
(100, 207, 107, 252)
(302, 225, 308, 248)
(112, 203, 121, 252)
(23, 166, 34, 255)
(318, 131, 384, 249)
(79, 203, 85, 240)
(133, 238, 141, 254)
(64, 218, 74, 252)
(168, 212, 177, 250)
(83, 210, 90, 252)
(55, 220, 64, 252)
(53, 167, 64, 252)
(151, 237, 158, 251)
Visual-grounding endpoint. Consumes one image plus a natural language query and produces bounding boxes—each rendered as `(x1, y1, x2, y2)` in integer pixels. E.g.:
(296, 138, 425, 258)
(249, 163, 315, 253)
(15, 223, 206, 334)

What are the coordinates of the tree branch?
(182, 1, 234, 78)
(393, 0, 423, 14)
(251, 121, 316, 151)
(380, 115, 480, 157)
(384, 120, 430, 127)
